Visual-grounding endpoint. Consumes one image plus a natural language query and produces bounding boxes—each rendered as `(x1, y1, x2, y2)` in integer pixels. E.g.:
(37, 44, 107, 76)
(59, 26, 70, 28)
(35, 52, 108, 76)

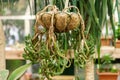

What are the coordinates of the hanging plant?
(7, 4, 86, 80)
(23, 5, 84, 80)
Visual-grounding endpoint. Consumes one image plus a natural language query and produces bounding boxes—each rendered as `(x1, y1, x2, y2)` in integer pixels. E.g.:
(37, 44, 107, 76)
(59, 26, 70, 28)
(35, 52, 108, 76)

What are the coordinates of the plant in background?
(70, 0, 116, 80)
(99, 54, 118, 73)
(97, 54, 118, 80)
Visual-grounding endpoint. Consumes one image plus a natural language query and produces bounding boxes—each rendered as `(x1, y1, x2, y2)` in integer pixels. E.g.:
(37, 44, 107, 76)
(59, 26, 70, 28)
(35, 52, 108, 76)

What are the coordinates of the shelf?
(5, 46, 120, 60)
(5, 47, 24, 60)
(94, 46, 120, 59)
(51, 76, 74, 80)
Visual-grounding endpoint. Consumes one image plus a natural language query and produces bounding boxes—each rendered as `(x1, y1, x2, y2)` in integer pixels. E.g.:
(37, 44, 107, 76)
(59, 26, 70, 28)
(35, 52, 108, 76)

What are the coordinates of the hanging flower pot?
(62, 6, 81, 32)
(36, 5, 81, 33)
(54, 6, 81, 32)
(54, 12, 70, 32)
(36, 5, 54, 30)
(67, 12, 80, 31)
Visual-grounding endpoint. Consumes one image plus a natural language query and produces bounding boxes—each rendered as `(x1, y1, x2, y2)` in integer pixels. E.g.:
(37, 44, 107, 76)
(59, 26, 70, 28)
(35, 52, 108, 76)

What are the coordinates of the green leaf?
(0, 70, 9, 80)
(101, 0, 107, 25)
(89, 0, 99, 26)
(116, 0, 120, 23)
(8, 63, 32, 80)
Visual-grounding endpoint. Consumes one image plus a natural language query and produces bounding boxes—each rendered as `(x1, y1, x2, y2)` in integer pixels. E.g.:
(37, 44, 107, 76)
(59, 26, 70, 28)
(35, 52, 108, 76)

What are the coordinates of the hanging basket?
(36, 5, 55, 30)
(35, 5, 81, 33)
(54, 11, 70, 32)
(23, 5, 86, 80)
(62, 6, 81, 32)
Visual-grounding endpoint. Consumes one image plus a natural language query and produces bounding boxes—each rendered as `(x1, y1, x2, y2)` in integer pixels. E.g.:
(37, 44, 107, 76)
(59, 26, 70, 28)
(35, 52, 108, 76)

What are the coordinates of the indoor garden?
(0, 0, 120, 80)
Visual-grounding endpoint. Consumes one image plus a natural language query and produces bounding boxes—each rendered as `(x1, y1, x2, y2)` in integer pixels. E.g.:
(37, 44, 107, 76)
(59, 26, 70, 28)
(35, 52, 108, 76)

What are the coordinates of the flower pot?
(116, 40, 120, 48)
(97, 71, 119, 80)
(101, 37, 112, 46)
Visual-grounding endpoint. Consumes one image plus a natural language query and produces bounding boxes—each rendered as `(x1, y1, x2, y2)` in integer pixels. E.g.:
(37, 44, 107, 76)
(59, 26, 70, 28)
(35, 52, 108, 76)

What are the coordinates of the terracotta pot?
(116, 40, 120, 48)
(97, 71, 119, 80)
(101, 38, 112, 46)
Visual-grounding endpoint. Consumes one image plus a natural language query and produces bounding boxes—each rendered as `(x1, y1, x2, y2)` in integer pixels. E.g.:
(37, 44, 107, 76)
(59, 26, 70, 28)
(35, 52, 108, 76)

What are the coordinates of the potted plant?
(101, 26, 112, 46)
(101, 37, 112, 46)
(97, 54, 119, 80)
(115, 23, 120, 48)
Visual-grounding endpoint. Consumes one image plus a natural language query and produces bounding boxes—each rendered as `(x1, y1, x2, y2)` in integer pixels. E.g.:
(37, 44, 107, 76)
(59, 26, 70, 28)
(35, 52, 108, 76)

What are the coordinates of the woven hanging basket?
(35, 5, 81, 33)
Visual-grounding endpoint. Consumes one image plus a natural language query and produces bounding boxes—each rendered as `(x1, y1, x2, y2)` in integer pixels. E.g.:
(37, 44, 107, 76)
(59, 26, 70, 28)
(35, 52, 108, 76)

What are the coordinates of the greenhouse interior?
(0, 0, 120, 80)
